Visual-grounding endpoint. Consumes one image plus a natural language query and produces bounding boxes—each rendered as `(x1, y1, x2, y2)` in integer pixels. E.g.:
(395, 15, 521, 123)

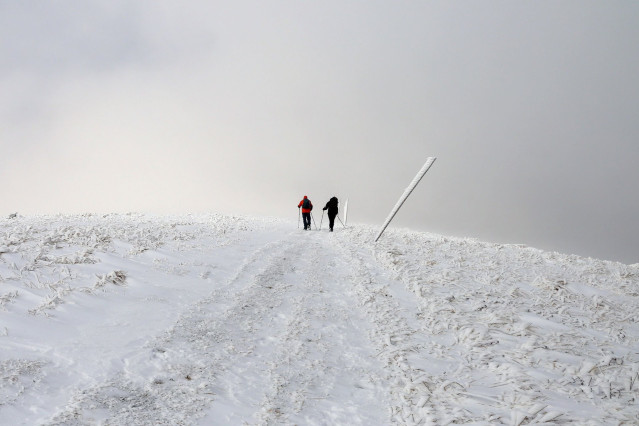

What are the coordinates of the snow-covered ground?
(1, 213, 638, 425)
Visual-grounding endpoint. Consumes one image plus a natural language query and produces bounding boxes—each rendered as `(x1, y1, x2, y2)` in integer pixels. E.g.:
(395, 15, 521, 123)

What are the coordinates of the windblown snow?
(1, 214, 638, 425)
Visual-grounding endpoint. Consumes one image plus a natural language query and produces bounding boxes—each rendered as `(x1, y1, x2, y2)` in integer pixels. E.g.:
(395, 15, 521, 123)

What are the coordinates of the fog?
(1, 1, 638, 263)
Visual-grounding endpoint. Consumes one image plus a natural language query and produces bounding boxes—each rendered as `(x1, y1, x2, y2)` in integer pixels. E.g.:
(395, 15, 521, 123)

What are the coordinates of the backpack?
(302, 198, 311, 210)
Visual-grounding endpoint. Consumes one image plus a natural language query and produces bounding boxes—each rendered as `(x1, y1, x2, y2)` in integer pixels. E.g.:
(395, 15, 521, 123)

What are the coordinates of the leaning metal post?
(374, 157, 437, 242)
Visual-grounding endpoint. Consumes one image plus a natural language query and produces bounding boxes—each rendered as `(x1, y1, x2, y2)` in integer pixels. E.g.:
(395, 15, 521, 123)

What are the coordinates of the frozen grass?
(0, 213, 637, 424)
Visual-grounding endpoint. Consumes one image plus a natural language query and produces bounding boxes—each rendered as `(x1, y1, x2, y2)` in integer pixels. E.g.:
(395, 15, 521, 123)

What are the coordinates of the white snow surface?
(1, 213, 638, 425)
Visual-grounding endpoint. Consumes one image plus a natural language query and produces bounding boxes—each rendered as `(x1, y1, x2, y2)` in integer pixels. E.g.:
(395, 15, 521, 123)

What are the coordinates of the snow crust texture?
(1, 213, 638, 425)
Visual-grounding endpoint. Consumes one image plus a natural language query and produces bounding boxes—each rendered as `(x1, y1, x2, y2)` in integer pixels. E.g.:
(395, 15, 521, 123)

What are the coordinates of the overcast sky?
(1, 1, 638, 264)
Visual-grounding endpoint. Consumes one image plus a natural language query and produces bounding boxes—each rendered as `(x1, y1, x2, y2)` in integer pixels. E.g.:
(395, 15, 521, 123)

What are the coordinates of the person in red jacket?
(298, 195, 313, 230)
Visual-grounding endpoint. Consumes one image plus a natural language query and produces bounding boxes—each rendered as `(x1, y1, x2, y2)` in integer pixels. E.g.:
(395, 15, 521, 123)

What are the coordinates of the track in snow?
(4, 215, 638, 425)
(48, 230, 391, 425)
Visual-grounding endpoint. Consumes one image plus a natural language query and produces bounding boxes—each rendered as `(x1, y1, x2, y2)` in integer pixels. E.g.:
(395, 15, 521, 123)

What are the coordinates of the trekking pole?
(337, 215, 347, 228)
(298, 208, 301, 229)
(319, 211, 324, 230)
(311, 212, 318, 230)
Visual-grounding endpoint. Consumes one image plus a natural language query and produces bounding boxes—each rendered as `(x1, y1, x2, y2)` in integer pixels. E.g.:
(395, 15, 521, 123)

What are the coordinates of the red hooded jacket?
(298, 196, 313, 213)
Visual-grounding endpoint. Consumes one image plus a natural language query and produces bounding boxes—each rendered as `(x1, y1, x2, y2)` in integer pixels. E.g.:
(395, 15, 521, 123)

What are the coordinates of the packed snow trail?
(1, 214, 639, 425)
(45, 225, 391, 425)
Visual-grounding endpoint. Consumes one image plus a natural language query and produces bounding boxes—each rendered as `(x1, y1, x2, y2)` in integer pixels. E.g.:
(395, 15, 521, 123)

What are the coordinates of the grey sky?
(1, 1, 638, 264)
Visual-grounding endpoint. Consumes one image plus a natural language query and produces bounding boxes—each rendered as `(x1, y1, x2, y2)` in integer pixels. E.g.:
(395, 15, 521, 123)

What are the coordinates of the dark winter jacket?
(323, 197, 339, 217)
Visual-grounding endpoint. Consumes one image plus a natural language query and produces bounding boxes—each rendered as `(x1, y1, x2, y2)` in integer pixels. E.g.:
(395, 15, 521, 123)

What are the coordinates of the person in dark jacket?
(322, 196, 339, 232)
(298, 195, 313, 230)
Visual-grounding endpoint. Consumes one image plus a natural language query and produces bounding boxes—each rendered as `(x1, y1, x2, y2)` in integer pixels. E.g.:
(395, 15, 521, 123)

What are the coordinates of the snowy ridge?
(351, 226, 639, 424)
(0, 214, 638, 425)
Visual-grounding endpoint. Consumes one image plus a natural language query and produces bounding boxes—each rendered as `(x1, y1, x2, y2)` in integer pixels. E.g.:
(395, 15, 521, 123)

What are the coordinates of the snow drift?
(1, 214, 638, 425)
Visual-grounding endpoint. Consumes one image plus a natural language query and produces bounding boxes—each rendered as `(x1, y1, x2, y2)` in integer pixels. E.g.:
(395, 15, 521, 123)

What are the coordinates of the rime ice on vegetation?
(0, 214, 638, 425)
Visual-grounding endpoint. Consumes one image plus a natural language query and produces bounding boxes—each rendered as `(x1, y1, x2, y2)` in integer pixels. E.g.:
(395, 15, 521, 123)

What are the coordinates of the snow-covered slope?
(1, 214, 638, 425)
